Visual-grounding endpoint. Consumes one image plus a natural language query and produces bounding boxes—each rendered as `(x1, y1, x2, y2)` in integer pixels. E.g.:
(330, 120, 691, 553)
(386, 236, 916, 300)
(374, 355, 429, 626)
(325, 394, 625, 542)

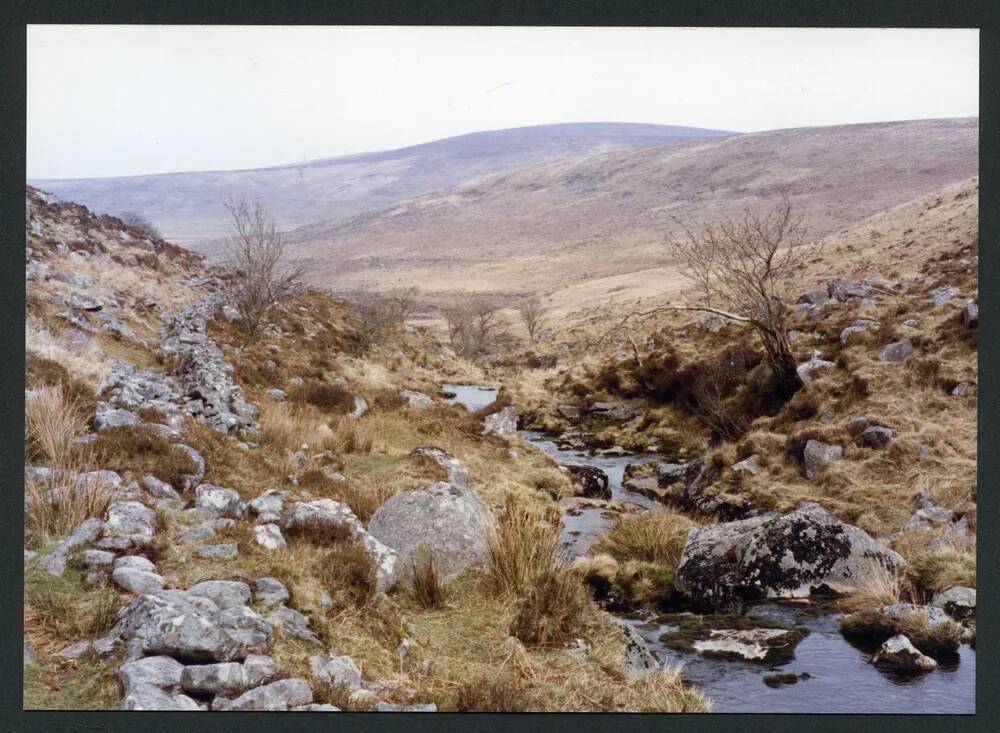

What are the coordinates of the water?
(447, 386, 976, 713)
(441, 384, 499, 412)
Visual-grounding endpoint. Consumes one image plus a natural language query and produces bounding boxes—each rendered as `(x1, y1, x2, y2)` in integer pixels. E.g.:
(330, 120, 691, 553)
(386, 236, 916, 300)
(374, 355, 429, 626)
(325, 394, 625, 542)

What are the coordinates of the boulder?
(368, 481, 494, 584)
(676, 501, 904, 608)
(564, 465, 612, 500)
(930, 285, 960, 308)
(803, 440, 842, 480)
(931, 586, 976, 621)
(104, 501, 156, 546)
(877, 340, 914, 363)
(731, 455, 760, 476)
(83, 549, 116, 568)
(213, 678, 313, 711)
(195, 484, 248, 519)
(855, 426, 894, 449)
(587, 401, 638, 423)
(796, 353, 837, 387)
(187, 580, 253, 609)
(828, 280, 879, 302)
(255, 577, 290, 608)
(180, 662, 248, 696)
(268, 606, 321, 644)
(309, 651, 363, 690)
(614, 620, 658, 682)
(254, 524, 287, 551)
(141, 474, 181, 501)
(483, 405, 518, 438)
(112, 556, 165, 594)
(94, 403, 141, 431)
(871, 635, 937, 673)
(119, 655, 206, 710)
(249, 488, 289, 516)
(399, 390, 434, 409)
(244, 654, 284, 687)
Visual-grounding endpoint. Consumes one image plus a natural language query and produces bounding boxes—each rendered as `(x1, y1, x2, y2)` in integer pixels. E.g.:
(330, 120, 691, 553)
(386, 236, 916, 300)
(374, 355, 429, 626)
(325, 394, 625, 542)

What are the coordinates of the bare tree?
(223, 195, 304, 346)
(441, 303, 470, 352)
(388, 286, 421, 323)
(467, 297, 505, 356)
(120, 211, 161, 239)
(516, 295, 549, 342)
(352, 291, 401, 350)
(663, 198, 810, 390)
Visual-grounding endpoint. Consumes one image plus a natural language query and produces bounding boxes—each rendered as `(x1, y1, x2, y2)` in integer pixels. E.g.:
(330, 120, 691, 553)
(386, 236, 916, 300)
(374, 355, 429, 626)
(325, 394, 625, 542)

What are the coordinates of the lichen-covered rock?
(255, 577, 289, 608)
(690, 628, 805, 663)
(614, 620, 657, 682)
(368, 481, 494, 584)
(931, 586, 976, 620)
(588, 401, 639, 423)
(196, 543, 239, 560)
(141, 474, 181, 501)
(249, 488, 289, 516)
(803, 440, 842, 480)
(871, 635, 937, 673)
(213, 678, 313, 711)
(119, 655, 204, 710)
(186, 580, 253, 609)
(195, 484, 248, 519)
(180, 662, 248, 696)
(731, 455, 760, 475)
(564, 464, 611, 500)
(104, 501, 156, 546)
(268, 606, 321, 645)
(483, 405, 518, 438)
(676, 501, 904, 608)
(797, 353, 837, 387)
(112, 556, 165, 594)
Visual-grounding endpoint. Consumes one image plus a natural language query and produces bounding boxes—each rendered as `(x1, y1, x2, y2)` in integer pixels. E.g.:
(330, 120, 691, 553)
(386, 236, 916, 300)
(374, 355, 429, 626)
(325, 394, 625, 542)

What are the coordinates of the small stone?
(855, 426, 894, 449)
(180, 662, 248, 696)
(960, 301, 978, 328)
(931, 586, 976, 621)
(871, 635, 937, 672)
(269, 606, 321, 644)
(244, 654, 284, 687)
(803, 440, 842, 480)
(196, 543, 239, 560)
(877, 340, 914, 363)
(731, 455, 760, 476)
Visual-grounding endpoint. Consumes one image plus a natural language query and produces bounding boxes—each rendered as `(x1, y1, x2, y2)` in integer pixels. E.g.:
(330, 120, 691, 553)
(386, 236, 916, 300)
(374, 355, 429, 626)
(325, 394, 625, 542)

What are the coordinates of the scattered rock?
(731, 455, 760, 476)
(180, 662, 248, 696)
(214, 678, 313, 711)
(195, 484, 248, 519)
(142, 474, 181, 501)
(871, 635, 937, 673)
(877, 340, 914, 363)
(930, 285, 960, 308)
(483, 405, 518, 438)
(855, 426, 894, 449)
(796, 353, 837, 387)
(960, 301, 978, 328)
(803, 440, 843, 480)
(37, 517, 104, 576)
(614, 620, 658, 682)
(266, 388, 287, 402)
(587, 401, 638, 423)
(255, 577, 290, 608)
(931, 587, 976, 621)
(254, 524, 287, 551)
(268, 606, 321, 645)
(368, 481, 494, 584)
(399, 389, 434, 409)
(104, 501, 157, 546)
(563, 465, 612, 500)
(410, 446, 471, 489)
(690, 628, 805, 663)
(196, 543, 239, 560)
(187, 580, 253, 609)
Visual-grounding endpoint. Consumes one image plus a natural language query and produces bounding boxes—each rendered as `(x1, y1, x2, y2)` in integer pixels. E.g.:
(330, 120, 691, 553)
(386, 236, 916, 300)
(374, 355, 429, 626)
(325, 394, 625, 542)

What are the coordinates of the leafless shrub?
(223, 195, 304, 345)
(516, 295, 549, 342)
(442, 296, 508, 357)
(120, 211, 161, 239)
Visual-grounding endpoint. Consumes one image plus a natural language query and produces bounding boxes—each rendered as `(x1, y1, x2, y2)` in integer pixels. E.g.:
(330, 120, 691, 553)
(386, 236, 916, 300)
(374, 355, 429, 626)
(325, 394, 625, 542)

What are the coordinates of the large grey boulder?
(187, 580, 253, 609)
(119, 655, 204, 711)
(803, 440, 843, 480)
(37, 517, 104, 576)
(483, 405, 518, 438)
(255, 577, 290, 608)
(112, 556, 165, 594)
(195, 484, 248, 519)
(587, 401, 638, 423)
(871, 635, 937, 673)
(614, 620, 658, 682)
(282, 499, 400, 592)
(141, 475, 181, 501)
(368, 481, 494, 584)
(676, 501, 904, 608)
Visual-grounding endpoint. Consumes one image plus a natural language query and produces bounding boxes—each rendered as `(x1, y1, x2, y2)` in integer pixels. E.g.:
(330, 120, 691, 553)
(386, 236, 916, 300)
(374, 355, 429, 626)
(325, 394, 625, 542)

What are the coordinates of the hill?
(280, 118, 978, 297)
(27, 122, 733, 245)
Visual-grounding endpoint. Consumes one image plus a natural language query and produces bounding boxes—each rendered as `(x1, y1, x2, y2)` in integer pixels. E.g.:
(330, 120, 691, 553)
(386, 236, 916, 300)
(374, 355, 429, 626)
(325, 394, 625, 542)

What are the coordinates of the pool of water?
(441, 384, 499, 413)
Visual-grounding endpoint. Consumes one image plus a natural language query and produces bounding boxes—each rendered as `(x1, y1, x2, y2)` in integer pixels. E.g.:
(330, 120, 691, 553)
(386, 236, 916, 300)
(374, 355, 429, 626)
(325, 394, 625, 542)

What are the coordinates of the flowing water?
(446, 387, 976, 714)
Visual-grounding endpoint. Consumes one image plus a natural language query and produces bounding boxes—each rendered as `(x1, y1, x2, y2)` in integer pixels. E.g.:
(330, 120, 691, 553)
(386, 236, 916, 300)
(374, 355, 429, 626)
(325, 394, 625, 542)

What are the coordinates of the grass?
(592, 511, 693, 566)
(85, 425, 199, 488)
(488, 494, 560, 596)
(313, 535, 378, 611)
(23, 650, 120, 710)
(904, 551, 976, 600)
(454, 674, 531, 711)
(839, 557, 908, 613)
(410, 555, 447, 609)
(24, 566, 124, 641)
(509, 568, 595, 648)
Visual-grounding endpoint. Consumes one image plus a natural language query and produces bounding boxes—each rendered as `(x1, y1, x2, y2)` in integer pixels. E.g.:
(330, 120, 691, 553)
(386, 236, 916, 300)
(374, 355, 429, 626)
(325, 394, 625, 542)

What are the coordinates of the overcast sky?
(27, 25, 978, 179)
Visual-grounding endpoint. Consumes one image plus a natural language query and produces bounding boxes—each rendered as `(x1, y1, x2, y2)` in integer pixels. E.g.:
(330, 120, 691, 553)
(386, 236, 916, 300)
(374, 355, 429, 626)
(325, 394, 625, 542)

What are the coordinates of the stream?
(443, 384, 976, 714)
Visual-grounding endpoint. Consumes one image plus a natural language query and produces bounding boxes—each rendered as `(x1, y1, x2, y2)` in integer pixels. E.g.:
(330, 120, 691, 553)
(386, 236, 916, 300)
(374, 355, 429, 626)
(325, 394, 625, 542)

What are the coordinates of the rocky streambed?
(447, 386, 975, 714)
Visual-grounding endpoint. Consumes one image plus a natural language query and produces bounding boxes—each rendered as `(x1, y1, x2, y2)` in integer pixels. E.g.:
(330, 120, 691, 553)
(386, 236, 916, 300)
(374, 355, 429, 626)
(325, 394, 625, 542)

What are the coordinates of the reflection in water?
(441, 384, 499, 413)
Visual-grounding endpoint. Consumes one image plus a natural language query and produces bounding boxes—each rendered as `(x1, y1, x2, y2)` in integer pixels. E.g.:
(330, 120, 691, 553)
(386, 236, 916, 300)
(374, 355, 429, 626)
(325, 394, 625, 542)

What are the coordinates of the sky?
(27, 25, 979, 179)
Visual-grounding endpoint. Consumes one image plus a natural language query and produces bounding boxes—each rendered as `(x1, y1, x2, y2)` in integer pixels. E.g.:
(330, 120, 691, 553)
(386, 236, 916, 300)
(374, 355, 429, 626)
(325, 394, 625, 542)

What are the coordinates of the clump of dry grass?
(259, 402, 318, 453)
(904, 551, 976, 600)
(453, 673, 531, 712)
(592, 511, 693, 566)
(488, 494, 560, 596)
(25, 386, 86, 466)
(25, 321, 110, 387)
(839, 608, 963, 657)
(322, 416, 378, 454)
(621, 668, 709, 712)
(292, 382, 356, 414)
(509, 568, 593, 648)
(410, 555, 447, 609)
(314, 534, 378, 610)
(840, 557, 907, 612)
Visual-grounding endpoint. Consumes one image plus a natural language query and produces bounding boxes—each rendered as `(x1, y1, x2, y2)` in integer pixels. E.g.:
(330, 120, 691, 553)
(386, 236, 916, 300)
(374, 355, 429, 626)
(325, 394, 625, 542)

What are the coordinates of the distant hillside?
(28, 122, 734, 244)
(280, 118, 978, 296)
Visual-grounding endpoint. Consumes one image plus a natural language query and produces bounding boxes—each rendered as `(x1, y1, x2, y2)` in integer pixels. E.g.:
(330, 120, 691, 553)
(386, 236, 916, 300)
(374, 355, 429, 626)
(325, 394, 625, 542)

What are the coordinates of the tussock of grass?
(314, 535, 378, 610)
(592, 512, 693, 566)
(454, 673, 530, 711)
(510, 568, 594, 648)
(904, 552, 976, 599)
(839, 558, 907, 613)
(410, 555, 447, 609)
(488, 494, 559, 596)
(292, 382, 356, 414)
(839, 608, 962, 657)
(85, 425, 198, 488)
(623, 668, 710, 713)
